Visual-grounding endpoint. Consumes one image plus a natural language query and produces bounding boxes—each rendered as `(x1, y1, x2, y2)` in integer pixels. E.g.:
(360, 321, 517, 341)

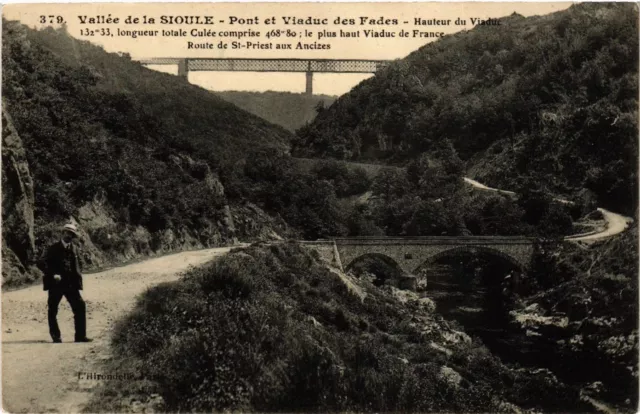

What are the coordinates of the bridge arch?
(344, 253, 404, 273)
(344, 253, 407, 286)
(414, 245, 525, 273)
(332, 237, 534, 276)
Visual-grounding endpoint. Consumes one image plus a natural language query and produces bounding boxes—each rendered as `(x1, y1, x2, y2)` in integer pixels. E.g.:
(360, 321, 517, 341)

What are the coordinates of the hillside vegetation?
(294, 3, 638, 215)
(2, 20, 388, 288)
(87, 243, 583, 413)
(293, 147, 581, 239)
(4, 5, 629, 289)
(216, 91, 336, 132)
(2, 20, 292, 286)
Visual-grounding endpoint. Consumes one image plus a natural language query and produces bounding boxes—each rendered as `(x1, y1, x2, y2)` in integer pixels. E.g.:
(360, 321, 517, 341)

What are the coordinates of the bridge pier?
(305, 71, 313, 95)
(137, 58, 388, 91)
(177, 58, 189, 80)
(333, 237, 533, 281)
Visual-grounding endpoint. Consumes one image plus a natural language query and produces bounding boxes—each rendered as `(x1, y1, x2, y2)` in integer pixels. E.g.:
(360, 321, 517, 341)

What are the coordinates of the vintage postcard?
(2, 2, 638, 413)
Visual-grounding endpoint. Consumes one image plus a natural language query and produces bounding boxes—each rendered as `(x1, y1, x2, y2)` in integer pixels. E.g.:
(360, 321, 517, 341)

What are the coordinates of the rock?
(265, 230, 284, 241)
(2, 109, 36, 281)
(147, 394, 165, 412)
(429, 342, 453, 357)
(306, 315, 322, 327)
(415, 276, 428, 291)
(417, 297, 436, 313)
(330, 268, 366, 302)
(581, 381, 605, 398)
(2, 245, 29, 286)
(493, 398, 524, 414)
(510, 309, 569, 329)
(516, 367, 561, 387)
(442, 329, 472, 344)
(439, 366, 463, 387)
(387, 286, 419, 304)
(524, 303, 544, 314)
(153, 229, 176, 252)
(130, 400, 145, 413)
(597, 333, 637, 357)
(398, 275, 417, 291)
(221, 205, 236, 234)
(67, 216, 106, 268)
(358, 271, 377, 285)
(77, 194, 115, 230)
(397, 356, 409, 364)
(204, 171, 225, 198)
(169, 154, 225, 198)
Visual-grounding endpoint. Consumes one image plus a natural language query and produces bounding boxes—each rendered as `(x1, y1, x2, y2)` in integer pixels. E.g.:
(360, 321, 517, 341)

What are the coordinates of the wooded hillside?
(294, 3, 638, 214)
(2, 20, 292, 285)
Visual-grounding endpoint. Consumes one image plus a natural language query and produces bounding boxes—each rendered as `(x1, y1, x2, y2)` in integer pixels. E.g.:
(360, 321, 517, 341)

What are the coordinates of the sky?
(4, 2, 574, 96)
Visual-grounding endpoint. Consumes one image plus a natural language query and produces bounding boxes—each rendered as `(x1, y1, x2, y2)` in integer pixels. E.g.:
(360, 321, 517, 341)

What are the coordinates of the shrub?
(94, 243, 589, 412)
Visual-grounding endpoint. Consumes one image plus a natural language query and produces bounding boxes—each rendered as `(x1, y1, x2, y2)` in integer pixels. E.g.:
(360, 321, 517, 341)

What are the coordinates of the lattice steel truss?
(138, 58, 389, 73)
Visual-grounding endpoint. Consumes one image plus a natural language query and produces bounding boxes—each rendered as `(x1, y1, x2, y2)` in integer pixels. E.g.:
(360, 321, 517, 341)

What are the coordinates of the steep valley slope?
(2, 20, 293, 287)
(3, 7, 638, 413)
(84, 242, 602, 413)
(294, 3, 638, 216)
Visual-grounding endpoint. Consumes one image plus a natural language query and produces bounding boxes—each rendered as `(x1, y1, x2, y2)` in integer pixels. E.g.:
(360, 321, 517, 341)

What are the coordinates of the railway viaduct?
(136, 58, 390, 95)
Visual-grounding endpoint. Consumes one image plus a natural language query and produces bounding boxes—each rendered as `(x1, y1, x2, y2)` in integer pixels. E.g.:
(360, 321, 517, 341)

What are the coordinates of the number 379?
(40, 15, 65, 24)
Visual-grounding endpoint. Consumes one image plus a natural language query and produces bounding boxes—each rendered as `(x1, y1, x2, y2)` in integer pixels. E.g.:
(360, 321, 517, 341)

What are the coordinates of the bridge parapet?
(332, 237, 535, 274)
(299, 240, 344, 271)
(334, 236, 536, 245)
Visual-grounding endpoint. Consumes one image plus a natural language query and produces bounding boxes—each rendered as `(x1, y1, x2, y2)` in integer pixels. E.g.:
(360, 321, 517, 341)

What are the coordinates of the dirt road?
(463, 177, 633, 240)
(2, 247, 233, 413)
(566, 207, 633, 241)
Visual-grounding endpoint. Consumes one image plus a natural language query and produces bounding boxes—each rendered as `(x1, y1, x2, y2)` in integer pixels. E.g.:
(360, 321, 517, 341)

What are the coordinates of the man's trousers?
(47, 287, 86, 341)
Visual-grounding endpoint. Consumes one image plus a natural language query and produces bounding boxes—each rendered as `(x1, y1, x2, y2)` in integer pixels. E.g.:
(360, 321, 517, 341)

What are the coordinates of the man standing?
(42, 223, 92, 343)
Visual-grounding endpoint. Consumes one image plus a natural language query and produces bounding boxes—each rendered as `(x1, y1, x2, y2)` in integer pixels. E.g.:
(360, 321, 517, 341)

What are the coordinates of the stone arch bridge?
(300, 237, 535, 274)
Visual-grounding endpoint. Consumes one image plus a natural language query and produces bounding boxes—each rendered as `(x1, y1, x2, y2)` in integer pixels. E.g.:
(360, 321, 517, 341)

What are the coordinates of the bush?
(311, 160, 372, 197)
(92, 243, 584, 412)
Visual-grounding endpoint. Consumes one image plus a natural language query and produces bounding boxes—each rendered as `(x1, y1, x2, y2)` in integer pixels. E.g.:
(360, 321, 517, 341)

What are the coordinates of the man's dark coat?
(41, 241, 83, 291)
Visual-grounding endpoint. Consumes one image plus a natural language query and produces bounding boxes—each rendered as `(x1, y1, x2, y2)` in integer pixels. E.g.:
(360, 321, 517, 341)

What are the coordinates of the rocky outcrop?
(439, 366, 463, 388)
(2, 243, 39, 287)
(2, 108, 39, 286)
(230, 203, 288, 241)
(1, 106, 286, 287)
(2, 19, 295, 289)
(2, 109, 35, 264)
(169, 154, 226, 198)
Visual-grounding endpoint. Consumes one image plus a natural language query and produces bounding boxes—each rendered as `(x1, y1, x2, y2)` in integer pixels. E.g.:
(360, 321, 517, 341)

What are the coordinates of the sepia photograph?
(1, 2, 638, 412)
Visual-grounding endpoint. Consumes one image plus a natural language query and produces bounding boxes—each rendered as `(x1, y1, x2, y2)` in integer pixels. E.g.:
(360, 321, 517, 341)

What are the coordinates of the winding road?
(1, 176, 633, 413)
(463, 177, 633, 241)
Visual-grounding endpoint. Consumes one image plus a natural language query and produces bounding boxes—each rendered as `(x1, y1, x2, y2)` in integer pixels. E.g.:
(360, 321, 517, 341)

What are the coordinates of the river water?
(424, 263, 556, 362)
(421, 261, 598, 412)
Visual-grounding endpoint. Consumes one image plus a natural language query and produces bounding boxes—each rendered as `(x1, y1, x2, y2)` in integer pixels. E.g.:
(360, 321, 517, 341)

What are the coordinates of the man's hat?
(62, 223, 80, 237)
